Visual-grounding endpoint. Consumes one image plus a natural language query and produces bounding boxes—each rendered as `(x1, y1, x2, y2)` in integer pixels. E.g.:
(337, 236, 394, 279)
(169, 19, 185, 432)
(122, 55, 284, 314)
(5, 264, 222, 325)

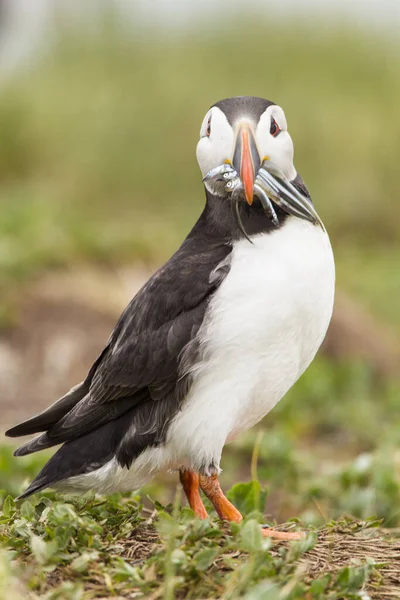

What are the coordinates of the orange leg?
(199, 474, 303, 541)
(199, 474, 242, 523)
(179, 469, 209, 519)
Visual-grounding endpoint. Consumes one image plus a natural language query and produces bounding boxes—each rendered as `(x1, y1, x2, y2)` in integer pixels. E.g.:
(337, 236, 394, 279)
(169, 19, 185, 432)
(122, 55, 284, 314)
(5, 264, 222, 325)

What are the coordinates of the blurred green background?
(0, 3, 400, 528)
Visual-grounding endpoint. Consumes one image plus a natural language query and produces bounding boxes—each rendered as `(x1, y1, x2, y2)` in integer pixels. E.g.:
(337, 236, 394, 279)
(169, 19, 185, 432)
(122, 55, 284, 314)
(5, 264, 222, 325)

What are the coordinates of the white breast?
(166, 217, 335, 473)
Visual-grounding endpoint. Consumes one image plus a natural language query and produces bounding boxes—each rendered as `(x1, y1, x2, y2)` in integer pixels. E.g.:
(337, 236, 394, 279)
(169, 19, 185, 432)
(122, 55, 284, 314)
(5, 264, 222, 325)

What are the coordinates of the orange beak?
(232, 125, 260, 205)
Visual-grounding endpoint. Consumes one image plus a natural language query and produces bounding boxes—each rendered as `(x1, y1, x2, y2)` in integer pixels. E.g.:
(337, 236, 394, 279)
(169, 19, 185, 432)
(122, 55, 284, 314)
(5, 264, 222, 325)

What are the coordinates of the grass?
(1, 475, 399, 599)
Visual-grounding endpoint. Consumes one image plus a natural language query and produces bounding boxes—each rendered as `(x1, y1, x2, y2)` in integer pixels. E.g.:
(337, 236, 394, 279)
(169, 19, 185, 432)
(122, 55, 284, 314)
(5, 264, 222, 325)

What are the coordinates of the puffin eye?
(270, 117, 281, 138)
(206, 117, 211, 137)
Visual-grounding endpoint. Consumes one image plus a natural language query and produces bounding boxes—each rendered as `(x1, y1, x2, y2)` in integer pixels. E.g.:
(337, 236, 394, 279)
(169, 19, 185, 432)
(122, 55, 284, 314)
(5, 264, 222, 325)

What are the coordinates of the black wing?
(6, 209, 232, 462)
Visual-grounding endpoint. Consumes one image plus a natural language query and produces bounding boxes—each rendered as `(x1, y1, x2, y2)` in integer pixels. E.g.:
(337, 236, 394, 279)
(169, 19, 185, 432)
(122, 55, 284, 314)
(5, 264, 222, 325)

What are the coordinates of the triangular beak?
(232, 125, 261, 205)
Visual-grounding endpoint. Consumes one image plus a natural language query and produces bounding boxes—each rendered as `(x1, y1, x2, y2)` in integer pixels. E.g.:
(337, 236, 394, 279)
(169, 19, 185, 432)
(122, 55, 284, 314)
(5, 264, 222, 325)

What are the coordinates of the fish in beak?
(202, 129, 324, 231)
(254, 163, 325, 230)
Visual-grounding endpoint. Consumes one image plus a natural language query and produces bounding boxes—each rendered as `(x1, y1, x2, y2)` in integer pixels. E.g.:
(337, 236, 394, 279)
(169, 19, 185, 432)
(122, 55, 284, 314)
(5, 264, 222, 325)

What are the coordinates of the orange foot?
(198, 473, 303, 541)
(261, 526, 304, 541)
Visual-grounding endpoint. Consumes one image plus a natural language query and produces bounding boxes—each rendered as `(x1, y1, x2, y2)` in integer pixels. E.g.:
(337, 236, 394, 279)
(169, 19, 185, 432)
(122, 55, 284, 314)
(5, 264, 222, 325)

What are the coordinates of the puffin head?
(196, 96, 323, 230)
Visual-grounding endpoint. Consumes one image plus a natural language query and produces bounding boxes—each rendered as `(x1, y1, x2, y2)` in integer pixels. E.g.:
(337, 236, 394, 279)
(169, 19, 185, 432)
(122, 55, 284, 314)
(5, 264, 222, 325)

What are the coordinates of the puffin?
(6, 96, 335, 540)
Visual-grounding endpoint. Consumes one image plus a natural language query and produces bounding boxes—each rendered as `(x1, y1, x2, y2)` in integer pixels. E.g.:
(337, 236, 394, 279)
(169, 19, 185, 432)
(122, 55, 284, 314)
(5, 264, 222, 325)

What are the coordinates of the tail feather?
(17, 477, 50, 500)
(17, 412, 133, 498)
(12, 395, 138, 457)
(13, 432, 52, 458)
(5, 381, 88, 438)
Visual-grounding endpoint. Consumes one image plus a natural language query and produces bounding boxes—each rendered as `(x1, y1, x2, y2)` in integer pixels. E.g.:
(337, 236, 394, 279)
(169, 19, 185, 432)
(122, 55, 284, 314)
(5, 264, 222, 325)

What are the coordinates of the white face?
(196, 104, 297, 184)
